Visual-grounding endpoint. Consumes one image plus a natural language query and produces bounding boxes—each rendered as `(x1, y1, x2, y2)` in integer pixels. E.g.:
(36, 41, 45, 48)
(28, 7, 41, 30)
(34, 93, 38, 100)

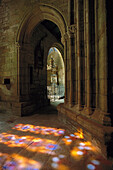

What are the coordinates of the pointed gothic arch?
(16, 4, 67, 45)
(15, 3, 67, 108)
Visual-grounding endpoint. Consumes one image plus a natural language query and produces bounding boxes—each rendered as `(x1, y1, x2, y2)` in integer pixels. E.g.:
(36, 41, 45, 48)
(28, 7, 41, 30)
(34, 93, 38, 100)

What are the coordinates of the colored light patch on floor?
(28, 138, 59, 154)
(74, 129, 84, 139)
(86, 157, 113, 170)
(71, 147, 85, 160)
(50, 151, 113, 170)
(0, 152, 42, 170)
(12, 124, 65, 136)
(78, 141, 96, 152)
(0, 133, 33, 147)
(86, 159, 100, 170)
(51, 154, 69, 170)
(62, 131, 84, 145)
(70, 141, 97, 160)
(0, 133, 59, 155)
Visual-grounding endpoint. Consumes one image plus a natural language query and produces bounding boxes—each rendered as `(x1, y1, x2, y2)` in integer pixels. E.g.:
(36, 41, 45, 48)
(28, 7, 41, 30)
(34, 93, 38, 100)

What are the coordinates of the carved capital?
(15, 42, 21, 48)
(68, 24, 76, 34)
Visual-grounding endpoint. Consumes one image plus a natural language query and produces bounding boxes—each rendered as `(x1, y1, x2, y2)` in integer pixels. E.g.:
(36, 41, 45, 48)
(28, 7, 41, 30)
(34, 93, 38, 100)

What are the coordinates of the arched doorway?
(47, 46, 65, 102)
(16, 5, 67, 116)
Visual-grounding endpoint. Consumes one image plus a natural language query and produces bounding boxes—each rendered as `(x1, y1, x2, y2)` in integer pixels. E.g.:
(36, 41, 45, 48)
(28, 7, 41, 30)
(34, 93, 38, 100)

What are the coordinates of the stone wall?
(0, 0, 68, 115)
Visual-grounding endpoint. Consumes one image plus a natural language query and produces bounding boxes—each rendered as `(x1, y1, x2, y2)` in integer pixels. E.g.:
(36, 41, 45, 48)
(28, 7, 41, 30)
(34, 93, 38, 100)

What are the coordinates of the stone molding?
(61, 32, 68, 43)
(67, 24, 77, 39)
(64, 32, 68, 41)
(68, 24, 76, 33)
(15, 42, 21, 49)
(62, 25, 77, 42)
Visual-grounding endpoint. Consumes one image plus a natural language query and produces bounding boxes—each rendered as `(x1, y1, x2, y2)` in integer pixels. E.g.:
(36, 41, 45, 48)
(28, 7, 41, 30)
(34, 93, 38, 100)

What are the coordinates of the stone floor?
(0, 100, 112, 170)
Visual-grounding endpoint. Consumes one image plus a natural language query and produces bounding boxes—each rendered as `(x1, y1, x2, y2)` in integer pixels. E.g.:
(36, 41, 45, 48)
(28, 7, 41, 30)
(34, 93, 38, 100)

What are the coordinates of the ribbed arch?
(16, 4, 67, 44)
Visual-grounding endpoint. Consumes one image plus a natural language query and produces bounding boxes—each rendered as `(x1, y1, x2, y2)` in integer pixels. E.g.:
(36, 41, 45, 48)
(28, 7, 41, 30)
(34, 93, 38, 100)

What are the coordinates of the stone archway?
(16, 4, 67, 44)
(16, 4, 67, 116)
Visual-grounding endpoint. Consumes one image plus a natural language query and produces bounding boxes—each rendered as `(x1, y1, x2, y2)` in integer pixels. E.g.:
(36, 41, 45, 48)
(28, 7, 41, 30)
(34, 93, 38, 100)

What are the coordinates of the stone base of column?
(64, 98, 67, 104)
(69, 102, 74, 108)
(92, 109, 111, 126)
(64, 99, 69, 106)
(84, 107, 93, 116)
(57, 103, 113, 158)
(77, 104, 83, 111)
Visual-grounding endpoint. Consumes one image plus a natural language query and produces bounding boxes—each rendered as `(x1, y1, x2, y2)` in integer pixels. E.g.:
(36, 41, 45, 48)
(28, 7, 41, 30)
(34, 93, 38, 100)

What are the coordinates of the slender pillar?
(68, 25, 76, 107)
(74, 0, 78, 105)
(77, 0, 81, 110)
(95, 0, 99, 109)
(68, 0, 71, 25)
(68, 31, 73, 107)
(86, 0, 92, 114)
(16, 42, 21, 98)
(63, 33, 68, 104)
(84, 0, 87, 107)
(73, 28, 77, 105)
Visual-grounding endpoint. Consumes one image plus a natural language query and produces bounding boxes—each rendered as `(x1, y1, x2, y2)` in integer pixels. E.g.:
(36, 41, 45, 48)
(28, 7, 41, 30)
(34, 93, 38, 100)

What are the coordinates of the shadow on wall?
(107, 132, 113, 158)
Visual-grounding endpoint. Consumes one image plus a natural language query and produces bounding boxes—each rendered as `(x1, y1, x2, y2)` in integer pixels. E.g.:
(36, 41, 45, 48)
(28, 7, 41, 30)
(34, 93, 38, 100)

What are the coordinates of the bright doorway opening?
(47, 47, 65, 103)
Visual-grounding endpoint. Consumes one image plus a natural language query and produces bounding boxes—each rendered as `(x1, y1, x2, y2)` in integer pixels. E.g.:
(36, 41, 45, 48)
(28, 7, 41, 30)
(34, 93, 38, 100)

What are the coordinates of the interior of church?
(0, 0, 113, 169)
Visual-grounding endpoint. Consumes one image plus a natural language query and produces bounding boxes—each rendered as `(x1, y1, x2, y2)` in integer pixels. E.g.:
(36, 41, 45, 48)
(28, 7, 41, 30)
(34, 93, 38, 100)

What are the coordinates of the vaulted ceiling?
(41, 20, 61, 42)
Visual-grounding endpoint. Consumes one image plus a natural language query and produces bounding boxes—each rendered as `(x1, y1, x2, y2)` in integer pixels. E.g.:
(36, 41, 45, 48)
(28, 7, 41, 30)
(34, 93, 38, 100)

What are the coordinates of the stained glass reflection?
(0, 153, 42, 170)
(12, 124, 65, 136)
(0, 126, 112, 170)
(0, 133, 59, 155)
(62, 130, 84, 146)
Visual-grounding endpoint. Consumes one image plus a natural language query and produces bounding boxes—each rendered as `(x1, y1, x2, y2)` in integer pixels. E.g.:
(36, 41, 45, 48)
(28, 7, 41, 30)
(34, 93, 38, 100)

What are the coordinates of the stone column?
(16, 42, 21, 97)
(86, 0, 92, 114)
(84, 0, 87, 107)
(95, 0, 99, 109)
(63, 33, 68, 104)
(77, 0, 81, 110)
(68, 0, 71, 25)
(68, 25, 76, 107)
(68, 31, 73, 107)
(75, 29, 78, 105)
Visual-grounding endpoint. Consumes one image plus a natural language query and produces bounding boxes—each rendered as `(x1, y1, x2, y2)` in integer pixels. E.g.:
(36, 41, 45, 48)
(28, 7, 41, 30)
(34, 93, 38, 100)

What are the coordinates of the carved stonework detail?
(15, 42, 21, 49)
(67, 24, 76, 39)
(64, 32, 68, 41)
(68, 24, 76, 34)
(61, 32, 68, 43)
